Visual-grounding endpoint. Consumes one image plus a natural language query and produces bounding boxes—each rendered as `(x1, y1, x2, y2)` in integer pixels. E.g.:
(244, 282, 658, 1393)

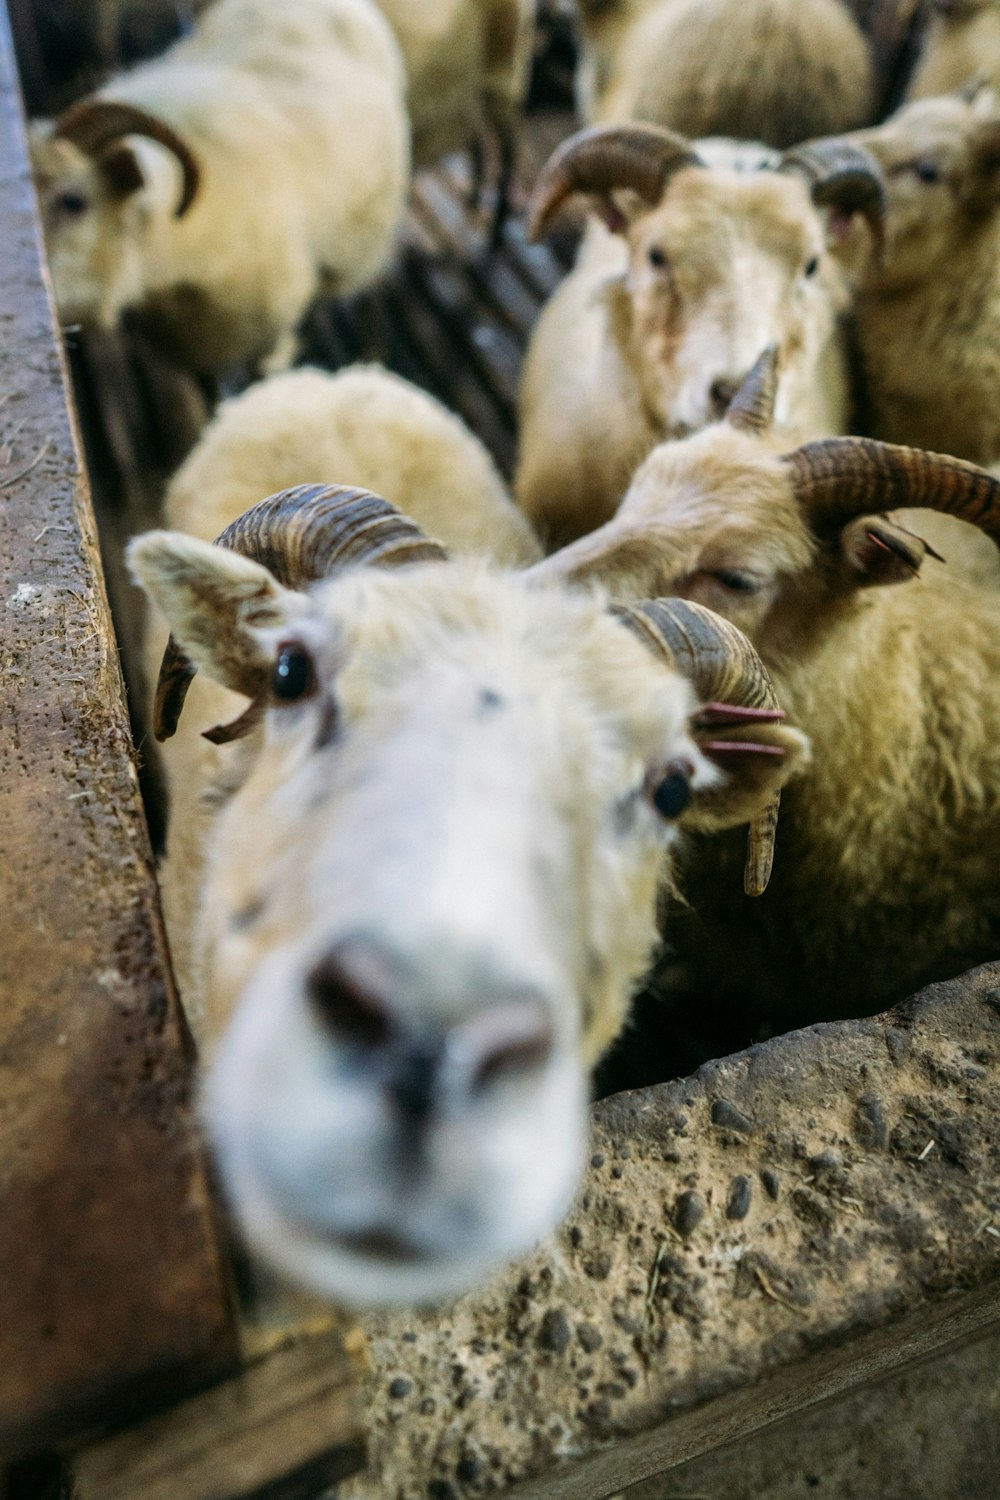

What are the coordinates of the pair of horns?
(54, 99, 200, 217)
(153, 483, 786, 893)
(527, 123, 885, 244)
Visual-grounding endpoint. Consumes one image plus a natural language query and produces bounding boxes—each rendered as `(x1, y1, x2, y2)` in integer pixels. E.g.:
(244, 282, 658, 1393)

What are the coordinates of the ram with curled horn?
(535, 362, 1000, 1027)
(129, 481, 808, 1307)
(516, 121, 885, 550)
(28, 0, 410, 374)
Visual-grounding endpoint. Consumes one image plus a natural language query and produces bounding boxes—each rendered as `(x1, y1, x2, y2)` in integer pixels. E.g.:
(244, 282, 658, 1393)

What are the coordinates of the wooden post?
(0, 3, 238, 1457)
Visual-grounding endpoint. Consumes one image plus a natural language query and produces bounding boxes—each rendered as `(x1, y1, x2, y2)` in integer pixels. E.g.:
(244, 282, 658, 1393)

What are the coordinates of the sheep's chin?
(212, 1139, 548, 1307)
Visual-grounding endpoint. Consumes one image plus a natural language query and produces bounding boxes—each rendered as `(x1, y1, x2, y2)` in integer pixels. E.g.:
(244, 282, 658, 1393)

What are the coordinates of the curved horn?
(154, 483, 448, 741)
(786, 438, 1000, 541)
(725, 345, 781, 435)
(54, 99, 200, 217)
(778, 137, 885, 248)
(527, 123, 702, 241)
(612, 598, 783, 896)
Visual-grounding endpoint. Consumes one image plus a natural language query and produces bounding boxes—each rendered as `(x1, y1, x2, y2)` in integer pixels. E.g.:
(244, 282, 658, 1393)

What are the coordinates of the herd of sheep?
(26, 0, 1000, 1307)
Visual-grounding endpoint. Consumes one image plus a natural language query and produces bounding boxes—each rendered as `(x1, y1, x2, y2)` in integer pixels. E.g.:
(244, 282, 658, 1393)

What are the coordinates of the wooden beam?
(0, 2, 237, 1457)
(73, 1327, 367, 1500)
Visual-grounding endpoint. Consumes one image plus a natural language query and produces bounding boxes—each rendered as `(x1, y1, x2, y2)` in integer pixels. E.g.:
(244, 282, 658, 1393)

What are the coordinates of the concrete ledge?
(348, 963, 1000, 1498)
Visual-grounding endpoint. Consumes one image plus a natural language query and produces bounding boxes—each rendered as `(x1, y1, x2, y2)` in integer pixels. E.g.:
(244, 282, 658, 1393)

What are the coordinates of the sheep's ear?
(128, 531, 310, 696)
(836, 515, 938, 589)
(686, 721, 811, 832)
(99, 142, 145, 200)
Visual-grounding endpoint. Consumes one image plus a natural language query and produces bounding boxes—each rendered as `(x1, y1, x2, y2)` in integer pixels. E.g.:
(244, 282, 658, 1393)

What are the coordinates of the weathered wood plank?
(0, 2, 237, 1457)
(74, 1326, 367, 1500)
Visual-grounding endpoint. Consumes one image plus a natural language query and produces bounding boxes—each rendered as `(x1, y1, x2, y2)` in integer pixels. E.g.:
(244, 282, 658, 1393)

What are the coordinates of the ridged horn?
(778, 137, 885, 247)
(785, 438, 1000, 542)
(527, 123, 702, 241)
(612, 598, 783, 896)
(154, 483, 448, 742)
(725, 345, 781, 435)
(54, 99, 200, 217)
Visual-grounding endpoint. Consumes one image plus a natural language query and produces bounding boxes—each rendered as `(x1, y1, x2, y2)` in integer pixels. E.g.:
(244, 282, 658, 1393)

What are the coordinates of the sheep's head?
(852, 87, 1000, 287)
(129, 485, 806, 1305)
(527, 124, 884, 436)
(30, 99, 200, 329)
(536, 349, 1000, 657)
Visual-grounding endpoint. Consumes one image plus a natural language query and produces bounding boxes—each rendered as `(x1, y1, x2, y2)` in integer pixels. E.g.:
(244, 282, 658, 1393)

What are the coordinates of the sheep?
(848, 87, 1000, 466)
(128, 484, 806, 1303)
(515, 124, 885, 549)
(161, 365, 542, 567)
(371, 0, 536, 238)
(574, 0, 875, 148)
(29, 0, 410, 376)
(534, 354, 1000, 1024)
(907, 1, 1000, 101)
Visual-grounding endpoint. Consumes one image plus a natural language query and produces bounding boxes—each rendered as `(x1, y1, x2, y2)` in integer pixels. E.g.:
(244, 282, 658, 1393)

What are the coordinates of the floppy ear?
(686, 720, 811, 833)
(837, 514, 940, 588)
(544, 530, 675, 598)
(127, 531, 311, 699)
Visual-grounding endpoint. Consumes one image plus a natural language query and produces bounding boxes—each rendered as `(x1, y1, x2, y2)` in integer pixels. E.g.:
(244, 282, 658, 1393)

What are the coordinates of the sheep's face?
(853, 92, 1000, 287)
(132, 543, 804, 1303)
(537, 424, 815, 643)
(30, 127, 179, 328)
(535, 422, 937, 657)
(615, 169, 836, 438)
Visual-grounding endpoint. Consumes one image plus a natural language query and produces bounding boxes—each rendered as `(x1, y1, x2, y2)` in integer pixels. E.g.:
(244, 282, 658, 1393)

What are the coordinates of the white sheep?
(516, 124, 884, 547)
(129, 484, 806, 1303)
(574, 0, 875, 148)
(907, 0, 1000, 101)
(29, 0, 410, 375)
(849, 87, 1000, 467)
(535, 358, 1000, 1023)
(161, 364, 541, 567)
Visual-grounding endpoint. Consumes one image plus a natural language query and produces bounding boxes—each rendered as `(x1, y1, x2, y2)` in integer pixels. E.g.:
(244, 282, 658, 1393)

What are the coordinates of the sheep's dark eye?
(56, 188, 88, 216)
(272, 642, 316, 702)
(650, 764, 693, 821)
(648, 245, 668, 268)
(914, 159, 941, 184)
(804, 254, 820, 277)
(712, 568, 758, 593)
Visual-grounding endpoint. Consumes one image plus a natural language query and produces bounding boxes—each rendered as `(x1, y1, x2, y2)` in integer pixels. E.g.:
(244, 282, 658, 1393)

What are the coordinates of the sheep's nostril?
(306, 953, 393, 1048)
(710, 376, 741, 417)
(454, 1003, 556, 1097)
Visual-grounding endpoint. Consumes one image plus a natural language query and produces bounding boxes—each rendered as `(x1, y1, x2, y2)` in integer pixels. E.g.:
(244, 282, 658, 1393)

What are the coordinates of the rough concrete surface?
(340, 965, 1000, 1499)
(617, 1323, 1000, 1499)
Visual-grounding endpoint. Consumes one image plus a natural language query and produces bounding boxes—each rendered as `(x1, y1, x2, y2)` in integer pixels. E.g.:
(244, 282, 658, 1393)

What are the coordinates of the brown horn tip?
(786, 437, 1000, 543)
(611, 597, 782, 894)
(526, 122, 702, 242)
(725, 345, 781, 436)
(154, 483, 449, 742)
(55, 99, 200, 217)
(779, 137, 885, 249)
